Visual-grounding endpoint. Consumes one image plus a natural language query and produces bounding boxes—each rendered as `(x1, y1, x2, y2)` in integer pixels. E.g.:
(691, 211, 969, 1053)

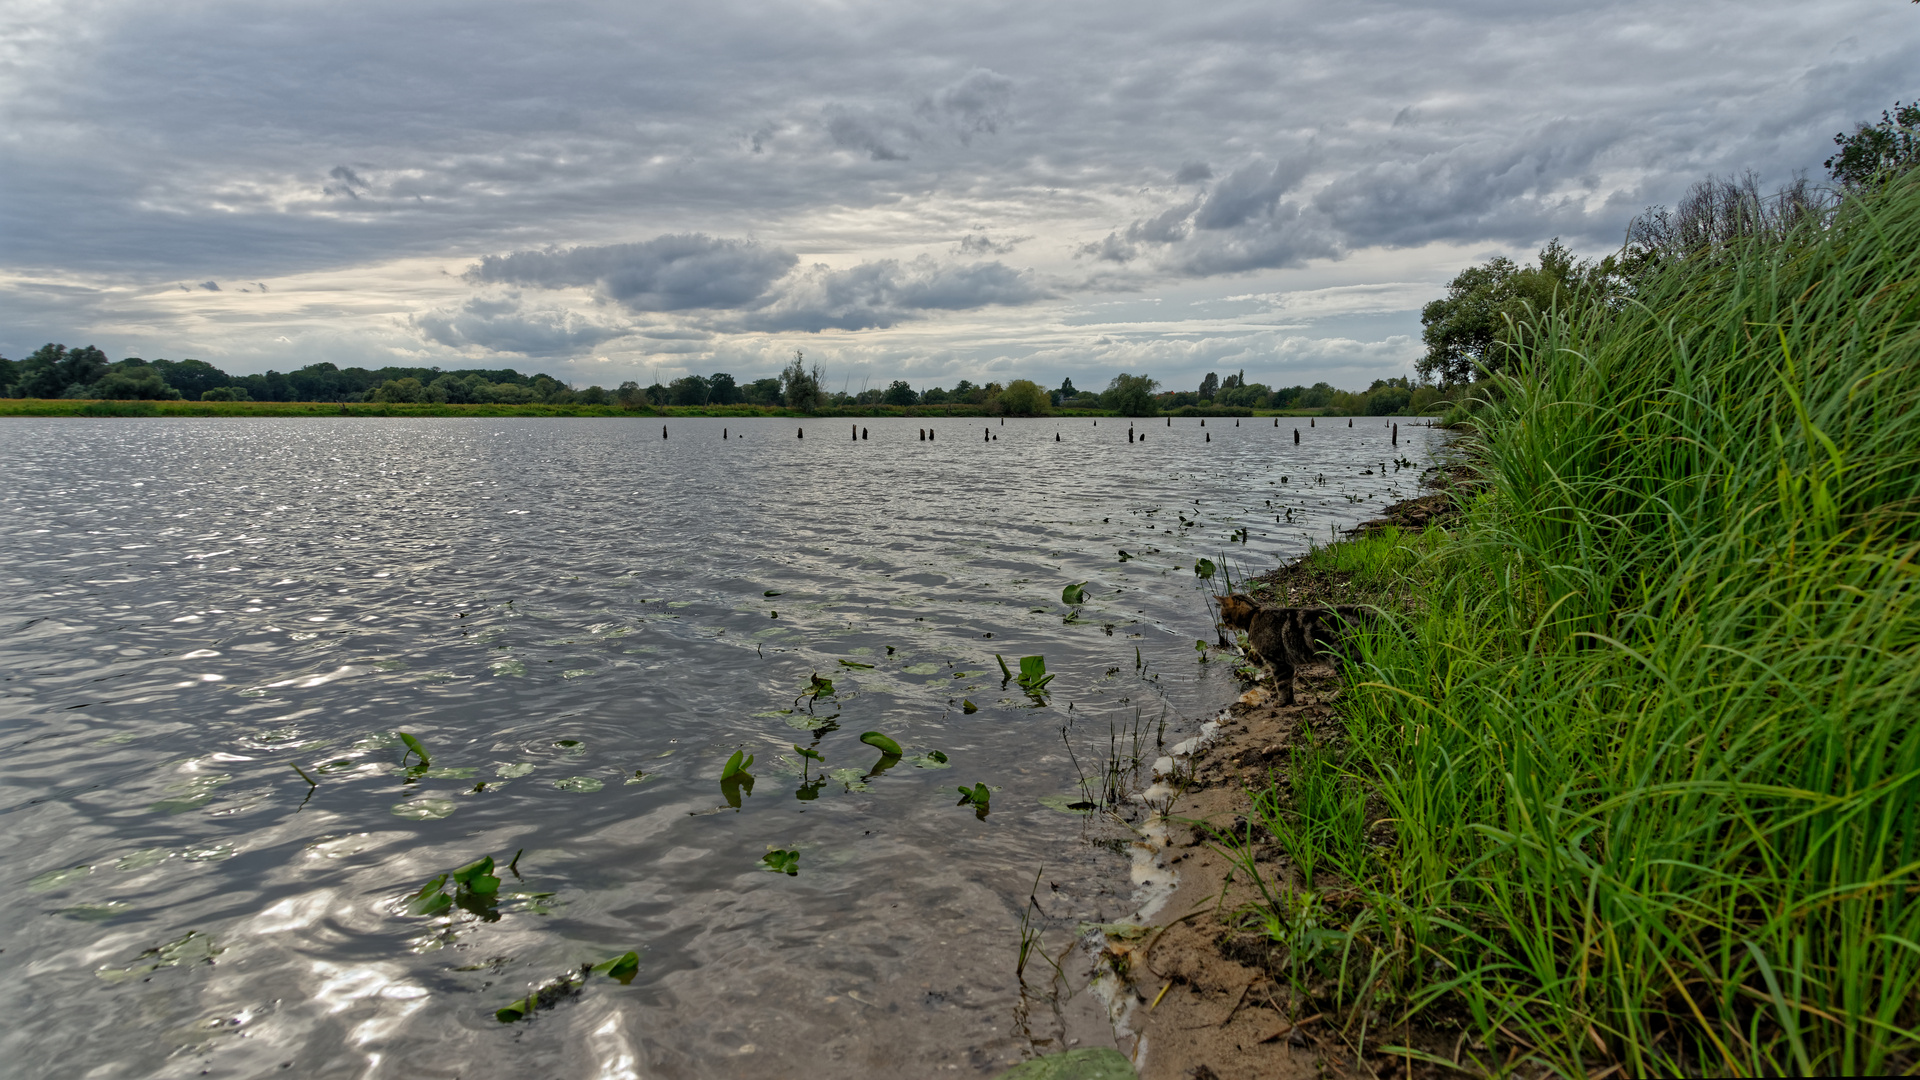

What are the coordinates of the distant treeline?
(0, 345, 1446, 417)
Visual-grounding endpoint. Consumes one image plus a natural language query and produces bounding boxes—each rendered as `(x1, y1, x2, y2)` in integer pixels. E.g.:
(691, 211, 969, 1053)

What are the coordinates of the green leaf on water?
(391, 797, 458, 820)
(761, 849, 800, 875)
(1117, 550, 1133, 562)
(956, 783, 992, 810)
(552, 776, 604, 793)
(398, 732, 431, 766)
(1193, 558, 1217, 581)
(837, 659, 874, 669)
(1016, 655, 1054, 693)
(497, 763, 536, 778)
(1062, 582, 1087, 605)
(903, 751, 950, 769)
(590, 951, 641, 984)
(793, 744, 825, 762)
(996, 654, 1014, 680)
(962, 699, 978, 713)
(407, 873, 453, 915)
(902, 663, 943, 675)
(1039, 793, 1097, 814)
(29, 866, 93, 892)
(450, 857, 498, 895)
(858, 731, 903, 756)
(764, 590, 782, 597)
(805, 673, 835, 698)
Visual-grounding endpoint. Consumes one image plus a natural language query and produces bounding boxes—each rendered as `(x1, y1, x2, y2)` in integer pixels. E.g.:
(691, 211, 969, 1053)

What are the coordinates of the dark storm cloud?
(464, 236, 798, 312)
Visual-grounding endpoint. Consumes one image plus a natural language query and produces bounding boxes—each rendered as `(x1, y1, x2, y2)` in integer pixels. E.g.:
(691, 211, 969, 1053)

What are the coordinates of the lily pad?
(903, 752, 951, 770)
(497, 763, 536, 778)
(61, 902, 132, 922)
(552, 777, 603, 793)
(391, 798, 459, 820)
(902, 663, 943, 675)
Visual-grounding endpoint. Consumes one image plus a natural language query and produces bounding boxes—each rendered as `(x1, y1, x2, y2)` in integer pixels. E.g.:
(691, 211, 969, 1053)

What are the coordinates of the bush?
(201, 386, 250, 402)
(995, 379, 1050, 415)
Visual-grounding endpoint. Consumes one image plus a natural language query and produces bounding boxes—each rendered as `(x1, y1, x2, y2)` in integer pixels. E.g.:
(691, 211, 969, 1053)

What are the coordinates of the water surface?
(0, 415, 1442, 1078)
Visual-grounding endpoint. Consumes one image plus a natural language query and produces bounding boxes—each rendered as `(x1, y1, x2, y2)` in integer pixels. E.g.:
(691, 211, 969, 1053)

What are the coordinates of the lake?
(0, 414, 1443, 1078)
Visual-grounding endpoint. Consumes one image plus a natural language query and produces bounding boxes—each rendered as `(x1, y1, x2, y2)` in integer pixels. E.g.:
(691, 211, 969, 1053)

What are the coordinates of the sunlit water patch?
(0, 415, 1443, 1078)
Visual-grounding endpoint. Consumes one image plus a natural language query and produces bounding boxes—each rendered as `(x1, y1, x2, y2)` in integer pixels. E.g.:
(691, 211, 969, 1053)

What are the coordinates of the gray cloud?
(953, 230, 1030, 256)
(738, 256, 1050, 332)
(465, 236, 798, 311)
(411, 293, 631, 356)
(2, 0, 1914, 385)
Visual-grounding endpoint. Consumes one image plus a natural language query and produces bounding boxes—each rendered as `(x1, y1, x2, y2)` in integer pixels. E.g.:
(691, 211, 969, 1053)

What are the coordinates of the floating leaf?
(764, 590, 782, 597)
(956, 783, 992, 811)
(29, 866, 93, 893)
(1193, 558, 1217, 581)
(60, 902, 131, 922)
(95, 931, 222, 984)
(398, 732, 431, 766)
(961, 699, 978, 713)
(1117, 550, 1133, 562)
(761, 849, 800, 875)
(827, 768, 869, 791)
(407, 874, 454, 915)
(836, 659, 874, 669)
(1016, 655, 1054, 693)
(1061, 582, 1087, 606)
(793, 744, 825, 762)
(590, 951, 641, 984)
(497, 763, 536, 778)
(903, 751, 950, 770)
(1039, 794, 1097, 814)
(451, 857, 500, 896)
(552, 777, 603, 793)
(902, 663, 942, 675)
(115, 849, 171, 872)
(857, 732, 903, 757)
(805, 673, 835, 698)
(391, 797, 458, 820)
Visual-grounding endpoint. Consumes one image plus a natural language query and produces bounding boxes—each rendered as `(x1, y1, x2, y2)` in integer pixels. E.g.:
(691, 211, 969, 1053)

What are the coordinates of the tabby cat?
(1217, 593, 1380, 706)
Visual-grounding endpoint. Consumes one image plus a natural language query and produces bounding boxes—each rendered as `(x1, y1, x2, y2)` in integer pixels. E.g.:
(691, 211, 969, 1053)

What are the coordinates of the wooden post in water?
(1273, 417, 1278, 426)
(1128, 427, 1134, 443)
(984, 428, 990, 442)
(1348, 418, 1353, 427)
(1205, 432, 1211, 442)
(798, 427, 804, 438)
(663, 425, 667, 439)
(1311, 418, 1315, 427)
(1392, 423, 1398, 446)
(929, 429, 934, 441)
(1294, 428, 1300, 444)
(1200, 419, 1206, 427)
(1055, 432, 1060, 441)
(724, 428, 728, 439)
(852, 424, 858, 441)
(862, 427, 868, 440)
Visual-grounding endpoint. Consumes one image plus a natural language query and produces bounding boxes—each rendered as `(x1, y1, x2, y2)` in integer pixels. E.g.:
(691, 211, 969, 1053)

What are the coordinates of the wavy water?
(0, 415, 1442, 1078)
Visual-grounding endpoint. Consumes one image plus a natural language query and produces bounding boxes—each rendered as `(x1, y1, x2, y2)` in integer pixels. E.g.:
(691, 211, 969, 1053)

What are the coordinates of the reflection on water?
(0, 415, 1443, 1078)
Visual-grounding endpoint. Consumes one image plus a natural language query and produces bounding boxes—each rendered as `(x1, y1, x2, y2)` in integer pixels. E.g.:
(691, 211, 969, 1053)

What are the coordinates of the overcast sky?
(2, 0, 1913, 393)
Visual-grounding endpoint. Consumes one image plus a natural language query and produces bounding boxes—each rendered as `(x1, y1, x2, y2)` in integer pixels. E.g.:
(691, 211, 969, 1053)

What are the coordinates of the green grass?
(1237, 175, 1920, 1075)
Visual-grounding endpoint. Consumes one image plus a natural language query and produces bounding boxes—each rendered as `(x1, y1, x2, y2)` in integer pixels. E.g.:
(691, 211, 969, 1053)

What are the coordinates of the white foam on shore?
(1085, 711, 1227, 1071)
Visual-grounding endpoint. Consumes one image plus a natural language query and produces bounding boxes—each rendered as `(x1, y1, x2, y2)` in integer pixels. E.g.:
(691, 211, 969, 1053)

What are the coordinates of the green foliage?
(406, 855, 502, 916)
(1250, 174, 1920, 1075)
(1828, 99, 1920, 188)
(857, 731, 902, 757)
(761, 849, 800, 875)
(996, 378, 1051, 416)
(720, 750, 755, 781)
(1192, 557, 1216, 581)
(1101, 372, 1159, 416)
(397, 732, 430, 766)
(1418, 239, 1619, 386)
(955, 782, 991, 813)
(589, 951, 640, 984)
(1016, 655, 1053, 694)
(779, 350, 826, 413)
(1061, 581, 1087, 606)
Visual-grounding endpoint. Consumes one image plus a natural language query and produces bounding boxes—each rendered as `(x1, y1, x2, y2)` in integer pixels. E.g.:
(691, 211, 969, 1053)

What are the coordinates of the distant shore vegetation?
(0, 345, 1446, 419)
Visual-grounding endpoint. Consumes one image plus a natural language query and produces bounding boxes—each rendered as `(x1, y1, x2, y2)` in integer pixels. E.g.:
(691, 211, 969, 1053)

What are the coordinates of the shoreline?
(1096, 484, 1466, 1080)
(0, 397, 1417, 420)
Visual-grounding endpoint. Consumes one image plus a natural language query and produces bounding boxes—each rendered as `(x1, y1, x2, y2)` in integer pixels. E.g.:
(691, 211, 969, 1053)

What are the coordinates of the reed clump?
(1244, 175, 1920, 1075)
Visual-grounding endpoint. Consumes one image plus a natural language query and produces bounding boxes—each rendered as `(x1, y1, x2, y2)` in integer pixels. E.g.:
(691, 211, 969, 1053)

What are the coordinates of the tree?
(1056, 376, 1077, 400)
(742, 378, 783, 406)
(13, 344, 70, 398)
(1419, 239, 1604, 386)
(371, 377, 427, 403)
(151, 358, 232, 399)
(1827, 101, 1920, 188)
(882, 380, 918, 406)
(576, 385, 611, 405)
(779, 350, 825, 413)
(669, 375, 711, 406)
(615, 381, 647, 408)
(201, 386, 250, 401)
(1103, 373, 1160, 416)
(58, 345, 109, 390)
(996, 379, 1050, 415)
(1197, 372, 1219, 400)
(707, 372, 741, 405)
(91, 361, 181, 400)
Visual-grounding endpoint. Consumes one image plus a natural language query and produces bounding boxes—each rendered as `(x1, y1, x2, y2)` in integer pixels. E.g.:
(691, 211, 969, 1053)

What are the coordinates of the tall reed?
(1257, 175, 1920, 1075)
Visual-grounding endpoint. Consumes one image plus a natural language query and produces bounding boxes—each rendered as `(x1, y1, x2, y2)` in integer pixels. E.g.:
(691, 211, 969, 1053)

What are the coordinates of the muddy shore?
(1101, 484, 1466, 1080)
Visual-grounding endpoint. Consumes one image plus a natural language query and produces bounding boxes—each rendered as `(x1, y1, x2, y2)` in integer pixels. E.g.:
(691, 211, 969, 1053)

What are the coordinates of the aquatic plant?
(761, 849, 800, 875)
(1061, 581, 1088, 605)
(406, 855, 501, 916)
(956, 782, 992, 816)
(495, 954, 639, 1022)
(792, 743, 824, 779)
(720, 750, 755, 780)
(857, 731, 902, 756)
(837, 658, 874, 669)
(398, 732, 431, 766)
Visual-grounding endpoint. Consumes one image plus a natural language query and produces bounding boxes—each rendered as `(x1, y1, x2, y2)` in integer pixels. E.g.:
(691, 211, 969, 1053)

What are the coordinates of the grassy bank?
(1223, 176, 1920, 1075)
